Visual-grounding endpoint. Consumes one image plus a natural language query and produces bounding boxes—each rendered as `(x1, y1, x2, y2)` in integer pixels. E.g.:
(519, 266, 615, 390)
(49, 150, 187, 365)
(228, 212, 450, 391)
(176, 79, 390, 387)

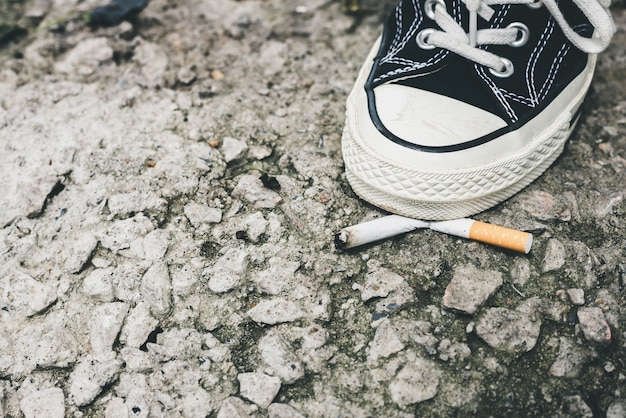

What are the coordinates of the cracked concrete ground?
(0, 0, 625, 416)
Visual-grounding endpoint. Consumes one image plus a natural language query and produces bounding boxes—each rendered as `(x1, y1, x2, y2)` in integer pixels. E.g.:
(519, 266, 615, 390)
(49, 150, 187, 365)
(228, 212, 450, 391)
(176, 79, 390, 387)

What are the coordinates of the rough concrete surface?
(0, 0, 625, 416)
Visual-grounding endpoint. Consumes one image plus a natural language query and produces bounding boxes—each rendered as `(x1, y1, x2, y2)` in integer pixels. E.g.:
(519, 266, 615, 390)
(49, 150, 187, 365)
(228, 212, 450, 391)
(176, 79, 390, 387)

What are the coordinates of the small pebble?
(358, 262, 405, 302)
(3, 270, 57, 317)
(268, 403, 305, 418)
(216, 396, 252, 418)
(475, 307, 542, 354)
(567, 288, 585, 305)
(54, 37, 113, 75)
(247, 298, 303, 325)
(542, 238, 566, 272)
(184, 203, 222, 227)
(65, 233, 98, 273)
(577, 307, 611, 343)
(20, 388, 65, 418)
(211, 69, 225, 80)
(90, 302, 129, 354)
(177, 65, 197, 85)
(518, 190, 571, 221)
(140, 262, 171, 314)
(237, 372, 282, 408)
(368, 319, 404, 361)
(119, 302, 159, 349)
(548, 337, 596, 377)
(182, 388, 214, 418)
(69, 353, 123, 407)
(208, 248, 249, 293)
(142, 229, 169, 260)
(221, 137, 248, 163)
(258, 332, 304, 384)
(389, 358, 441, 407)
(241, 211, 268, 243)
(442, 264, 503, 314)
(232, 175, 282, 209)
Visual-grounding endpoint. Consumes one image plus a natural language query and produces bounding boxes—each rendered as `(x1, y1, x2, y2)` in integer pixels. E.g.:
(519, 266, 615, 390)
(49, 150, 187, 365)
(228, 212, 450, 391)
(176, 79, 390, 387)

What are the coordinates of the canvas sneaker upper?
(342, 0, 615, 219)
(366, 0, 615, 152)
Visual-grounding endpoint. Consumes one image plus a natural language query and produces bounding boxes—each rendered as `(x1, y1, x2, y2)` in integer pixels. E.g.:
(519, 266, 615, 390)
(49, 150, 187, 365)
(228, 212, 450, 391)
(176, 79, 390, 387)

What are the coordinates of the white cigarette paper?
(335, 215, 533, 254)
(334, 215, 429, 250)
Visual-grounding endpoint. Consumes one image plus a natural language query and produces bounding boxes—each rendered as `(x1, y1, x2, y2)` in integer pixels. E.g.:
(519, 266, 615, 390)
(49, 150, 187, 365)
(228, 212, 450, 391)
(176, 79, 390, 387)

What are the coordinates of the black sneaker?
(342, 0, 615, 220)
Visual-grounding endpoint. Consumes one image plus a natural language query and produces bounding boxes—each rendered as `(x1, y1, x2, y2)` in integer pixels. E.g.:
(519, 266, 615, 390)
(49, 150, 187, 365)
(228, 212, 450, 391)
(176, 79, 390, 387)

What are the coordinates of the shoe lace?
(418, 0, 616, 76)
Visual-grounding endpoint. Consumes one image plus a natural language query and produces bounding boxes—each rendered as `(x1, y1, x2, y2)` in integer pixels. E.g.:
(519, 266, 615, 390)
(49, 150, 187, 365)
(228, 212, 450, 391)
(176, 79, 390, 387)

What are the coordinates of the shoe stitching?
(375, 0, 464, 83)
(476, 64, 519, 121)
(527, 18, 555, 104)
(538, 43, 570, 102)
(381, 0, 423, 63)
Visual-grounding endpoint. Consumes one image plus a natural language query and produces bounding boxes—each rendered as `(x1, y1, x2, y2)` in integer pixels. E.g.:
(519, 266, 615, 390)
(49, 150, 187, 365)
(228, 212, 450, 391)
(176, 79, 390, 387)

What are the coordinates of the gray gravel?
(1, 0, 625, 416)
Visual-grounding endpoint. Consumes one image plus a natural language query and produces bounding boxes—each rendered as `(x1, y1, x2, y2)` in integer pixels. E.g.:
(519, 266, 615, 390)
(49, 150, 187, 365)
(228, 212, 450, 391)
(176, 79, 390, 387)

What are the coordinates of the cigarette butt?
(468, 221, 533, 254)
(336, 216, 533, 254)
(335, 215, 429, 250)
(429, 219, 533, 254)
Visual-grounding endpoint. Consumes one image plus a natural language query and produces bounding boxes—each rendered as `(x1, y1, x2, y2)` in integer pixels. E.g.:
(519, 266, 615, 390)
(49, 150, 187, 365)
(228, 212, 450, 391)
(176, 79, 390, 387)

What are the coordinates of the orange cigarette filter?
(468, 221, 533, 254)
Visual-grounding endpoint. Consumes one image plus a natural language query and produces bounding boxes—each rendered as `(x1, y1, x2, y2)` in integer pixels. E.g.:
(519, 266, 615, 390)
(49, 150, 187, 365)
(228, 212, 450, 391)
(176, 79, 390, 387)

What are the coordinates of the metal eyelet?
(489, 58, 514, 78)
(508, 22, 529, 47)
(424, 0, 446, 20)
(527, 0, 542, 9)
(416, 29, 437, 50)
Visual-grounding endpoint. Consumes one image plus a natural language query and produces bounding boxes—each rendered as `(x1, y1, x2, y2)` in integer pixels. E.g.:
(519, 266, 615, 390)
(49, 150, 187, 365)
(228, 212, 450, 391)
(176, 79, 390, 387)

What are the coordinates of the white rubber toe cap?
(374, 83, 508, 148)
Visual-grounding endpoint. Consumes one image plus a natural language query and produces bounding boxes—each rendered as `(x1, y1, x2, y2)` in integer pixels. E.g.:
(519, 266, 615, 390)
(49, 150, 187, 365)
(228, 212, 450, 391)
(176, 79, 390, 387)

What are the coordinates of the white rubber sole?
(342, 40, 596, 221)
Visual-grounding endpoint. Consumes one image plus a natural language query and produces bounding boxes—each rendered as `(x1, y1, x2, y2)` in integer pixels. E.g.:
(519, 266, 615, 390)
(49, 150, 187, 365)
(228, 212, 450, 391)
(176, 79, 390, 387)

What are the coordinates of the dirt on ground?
(1, 0, 625, 417)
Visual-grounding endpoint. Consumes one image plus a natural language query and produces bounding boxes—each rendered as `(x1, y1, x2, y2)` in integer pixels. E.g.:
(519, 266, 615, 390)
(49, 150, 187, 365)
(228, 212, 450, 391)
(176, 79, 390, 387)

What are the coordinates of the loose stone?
(133, 41, 168, 86)
(232, 175, 282, 209)
(119, 302, 159, 349)
(238, 372, 282, 408)
(301, 324, 328, 350)
(54, 37, 113, 75)
(607, 399, 626, 418)
(368, 319, 405, 362)
(120, 347, 153, 372)
(241, 211, 268, 243)
(140, 262, 171, 314)
(549, 337, 596, 377)
(142, 229, 169, 260)
(542, 239, 566, 272)
(357, 262, 405, 302)
(252, 257, 300, 295)
(577, 307, 611, 343)
(83, 267, 115, 302)
(221, 137, 248, 163)
(182, 388, 214, 418)
(247, 298, 303, 325)
(268, 403, 306, 418)
(518, 190, 571, 221)
(104, 397, 127, 418)
(442, 264, 503, 314)
(207, 248, 249, 293)
(258, 332, 305, 384)
(90, 302, 129, 354)
(184, 203, 222, 227)
(216, 396, 254, 418)
(69, 353, 123, 406)
(29, 325, 78, 369)
(20, 387, 65, 418)
(3, 270, 57, 317)
(98, 214, 155, 253)
(567, 288, 585, 305)
(389, 358, 441, 407)
(65, 233, 98, 273)
(475, 307, 542, 353)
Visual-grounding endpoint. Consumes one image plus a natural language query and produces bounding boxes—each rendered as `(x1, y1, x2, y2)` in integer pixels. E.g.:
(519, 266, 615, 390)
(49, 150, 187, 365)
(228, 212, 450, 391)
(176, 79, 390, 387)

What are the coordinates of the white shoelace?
(420, 0, 616, 75)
